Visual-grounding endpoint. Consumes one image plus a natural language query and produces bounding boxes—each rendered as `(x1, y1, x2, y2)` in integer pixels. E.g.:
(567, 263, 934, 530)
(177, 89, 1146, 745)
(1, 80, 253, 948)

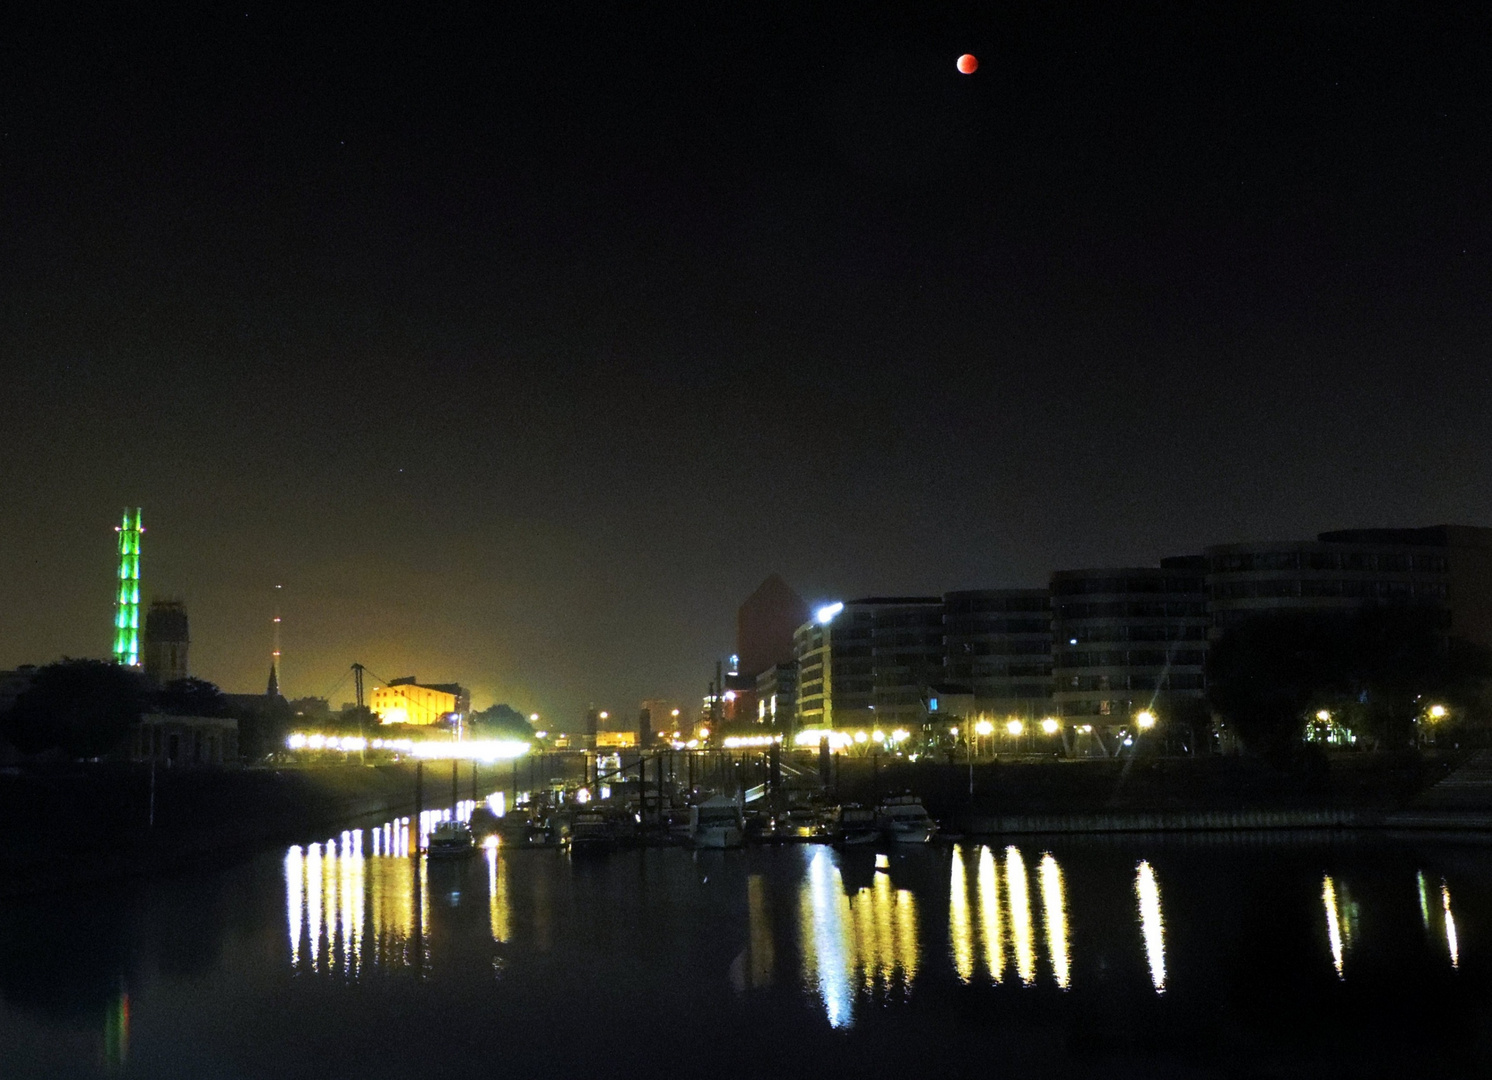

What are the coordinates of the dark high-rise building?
(1206, 525, 1492, 649)
(143, 599, 190, 686)
(737, 574, 809, 680)
(943, 589, 1053, 720)
(1050, 558, 1209, 733)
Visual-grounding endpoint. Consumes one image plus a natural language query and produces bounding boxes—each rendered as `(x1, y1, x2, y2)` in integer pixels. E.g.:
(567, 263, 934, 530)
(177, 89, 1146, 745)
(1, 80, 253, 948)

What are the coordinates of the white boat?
(689, 796, 744, 849)
(876, 795, 937, 844)
(427, 819, 477, 858)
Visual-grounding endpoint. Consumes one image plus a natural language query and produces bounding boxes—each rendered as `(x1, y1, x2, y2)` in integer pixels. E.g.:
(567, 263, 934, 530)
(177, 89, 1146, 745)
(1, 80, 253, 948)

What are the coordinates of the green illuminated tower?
(112, 508, 143, 667)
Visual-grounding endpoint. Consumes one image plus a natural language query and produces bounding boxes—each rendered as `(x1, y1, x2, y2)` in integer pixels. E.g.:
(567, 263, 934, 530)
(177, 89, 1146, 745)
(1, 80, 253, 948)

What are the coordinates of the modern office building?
(795, 596, 945, 731)
(143, 600, 190, 686)
(1050, 558, 1209, 728)
(943, 589, 1053, 719)
(755, 662, 799, 733)
(1206, 525, 1492, 648)
(370, 678, 460, 726)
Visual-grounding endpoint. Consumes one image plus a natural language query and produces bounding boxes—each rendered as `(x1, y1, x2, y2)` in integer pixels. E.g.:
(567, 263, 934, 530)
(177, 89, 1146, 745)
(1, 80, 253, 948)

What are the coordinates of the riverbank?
(826, 749, 1487, 836)
(0, 761, 469, 897)
(3, 750, 1484, 897)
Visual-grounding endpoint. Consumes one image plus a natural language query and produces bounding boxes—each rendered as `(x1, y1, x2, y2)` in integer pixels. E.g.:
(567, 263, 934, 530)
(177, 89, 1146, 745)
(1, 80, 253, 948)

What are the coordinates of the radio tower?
(267, 584, 284, 698)
(112, 508, 144, 667)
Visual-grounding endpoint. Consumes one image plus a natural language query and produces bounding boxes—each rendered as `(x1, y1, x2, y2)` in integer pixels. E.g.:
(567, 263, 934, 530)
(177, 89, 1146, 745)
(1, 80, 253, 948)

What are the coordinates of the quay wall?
(0, 761, 493, 897)
(958, 807, 1374, 835)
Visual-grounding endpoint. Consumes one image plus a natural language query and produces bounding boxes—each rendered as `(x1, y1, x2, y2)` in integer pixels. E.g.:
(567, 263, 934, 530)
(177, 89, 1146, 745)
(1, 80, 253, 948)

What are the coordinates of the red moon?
(957, 53, 978, 74)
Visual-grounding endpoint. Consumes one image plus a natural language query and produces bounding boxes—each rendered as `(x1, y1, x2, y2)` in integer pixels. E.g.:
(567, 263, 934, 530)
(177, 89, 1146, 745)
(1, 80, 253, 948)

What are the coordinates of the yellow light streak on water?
(949, 845, 974, 983)
(418, 856, 430, 974)
(324, 838, 340, 972)
(894, 881, 919, 989)
(306, 843, 322, 969)
(1005, 847, 1035, 986)
(285, 846, 303, 970)
(748, 874, 775, 988)
(342, 834, 364, 977)
(1040, 853, 1070, 990)
(977, 845, 1003, 984)
(487, 846, 510, 944)
(1442, 883, 1459, 969)
(1137, 861, 1166, 992)
(1322, 875, 1343, 979)
(874, 875, 897, 988)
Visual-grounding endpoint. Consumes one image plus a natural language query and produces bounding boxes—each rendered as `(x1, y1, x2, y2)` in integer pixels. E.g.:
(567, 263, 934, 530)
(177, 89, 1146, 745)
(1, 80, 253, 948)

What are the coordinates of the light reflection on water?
(1006, 846, 1035, 985)
(1323, 874, 1345, 978)
(1443, 882, 1459, 969)
(978, 845, 1004, 984)
(949, 846, 973, 982)
(946, 844, 1069, 990)
(278, 826, 1480, 1033)
(1039, 853, 1070, 990)
(1136, 860, 1166, 992)
(798, 848, 919, 1028)
(487, 845, 509, 944)
(10, 829, 1492, 1078)
(285, 830, 436, 976)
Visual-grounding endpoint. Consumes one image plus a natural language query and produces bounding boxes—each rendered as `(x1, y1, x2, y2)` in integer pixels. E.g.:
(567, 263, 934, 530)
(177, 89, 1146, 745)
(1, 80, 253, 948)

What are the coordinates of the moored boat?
(427, 819, 477, 858)
(876, 794, 937, 844)
(689, 796, 744, 849)
(568, 807, 617, 854)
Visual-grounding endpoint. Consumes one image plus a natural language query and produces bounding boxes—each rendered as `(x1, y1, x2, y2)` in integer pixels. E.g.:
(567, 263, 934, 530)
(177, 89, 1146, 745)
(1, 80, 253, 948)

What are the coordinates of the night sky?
(3, 3, 1489, 721)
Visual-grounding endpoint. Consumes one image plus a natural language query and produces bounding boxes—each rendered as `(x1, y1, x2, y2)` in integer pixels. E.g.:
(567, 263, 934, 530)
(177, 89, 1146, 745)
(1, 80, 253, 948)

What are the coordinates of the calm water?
(3, 803, 1490, 1078)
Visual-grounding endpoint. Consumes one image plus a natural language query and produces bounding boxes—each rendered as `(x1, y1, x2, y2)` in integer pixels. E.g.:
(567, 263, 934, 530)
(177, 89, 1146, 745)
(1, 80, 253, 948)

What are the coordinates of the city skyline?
(4, 5, 1490, 719)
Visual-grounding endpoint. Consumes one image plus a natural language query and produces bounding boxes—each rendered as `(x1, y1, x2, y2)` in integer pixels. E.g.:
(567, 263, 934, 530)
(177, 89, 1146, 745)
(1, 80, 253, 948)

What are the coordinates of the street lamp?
(1041, 717, 1060, 735)
(974, 719, 993, 760)
(1136, 710, 1156, 730)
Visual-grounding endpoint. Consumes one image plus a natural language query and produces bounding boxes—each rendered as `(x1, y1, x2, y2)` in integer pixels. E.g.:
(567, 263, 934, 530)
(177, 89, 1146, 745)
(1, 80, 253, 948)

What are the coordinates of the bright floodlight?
(1429, 704, 1448, 720)
(1316, 709, 1331, 722)
(1006, 720, 1024, 737)
(974, 719, 993, 737)
(816, 601, 844, 624)
(854, 731, 868, 743)
(529, 713, 539, 722)
(1041, 717, 1060, 735)
(1136, 710, 1156, 729)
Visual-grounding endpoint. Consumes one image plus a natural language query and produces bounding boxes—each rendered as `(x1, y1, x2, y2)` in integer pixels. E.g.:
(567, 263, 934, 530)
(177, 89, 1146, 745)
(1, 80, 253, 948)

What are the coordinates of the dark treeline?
(1206, 606, 1492, 757)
